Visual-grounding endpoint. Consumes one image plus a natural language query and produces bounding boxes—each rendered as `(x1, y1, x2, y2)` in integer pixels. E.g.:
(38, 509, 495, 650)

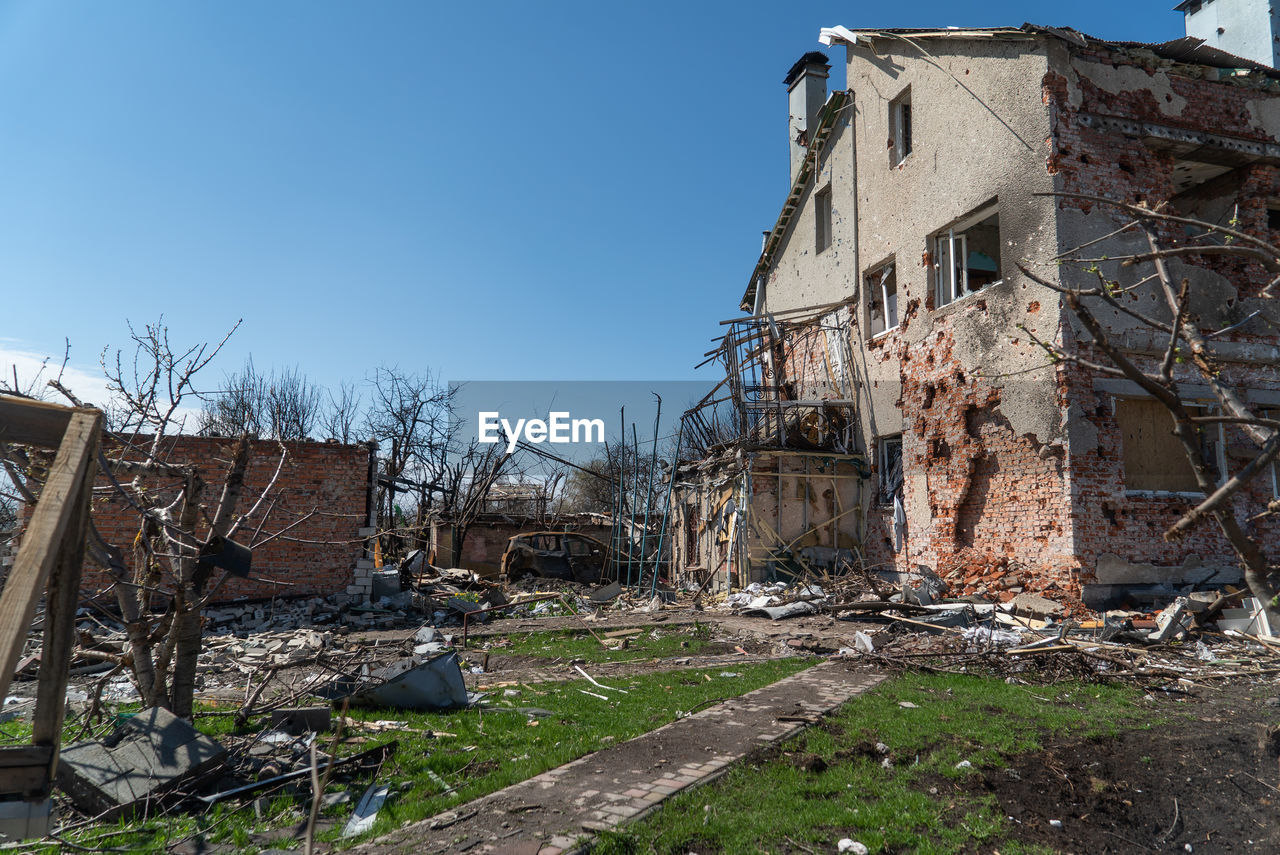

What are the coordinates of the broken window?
(1268, 206, 1280, 232)
(1115, 398, 1222, 493)
(866, 262, 898, 337)
(815, 185, 833, 253)
(933, 205, 1001, 307)
(878, 434, 903, 504)
(890, 88, 912, 166)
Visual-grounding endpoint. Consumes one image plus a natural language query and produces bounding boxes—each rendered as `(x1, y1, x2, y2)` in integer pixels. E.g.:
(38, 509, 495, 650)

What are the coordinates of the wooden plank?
(0, 746, 53, 798)
(33, 436, 97, 755)
(0, 395, 84, 449)
(0, 745, 53, 767)
(0, 764, 50, 795)
(0, 410, 101, 705)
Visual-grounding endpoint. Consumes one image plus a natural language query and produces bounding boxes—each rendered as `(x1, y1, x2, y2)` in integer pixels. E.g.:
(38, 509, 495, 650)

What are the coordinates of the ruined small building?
(428, 512, 613, 577)
(676, 12, 1280, 607)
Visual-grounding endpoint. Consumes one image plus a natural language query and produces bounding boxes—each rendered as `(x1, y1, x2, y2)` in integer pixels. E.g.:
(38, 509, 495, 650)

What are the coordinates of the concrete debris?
(1148, 597, 1192, 642)
(1009, 592, 1065, 620)
(268, 706, 332, 735)
(0, 799, 51, 842)
(56, 707, 228, 816)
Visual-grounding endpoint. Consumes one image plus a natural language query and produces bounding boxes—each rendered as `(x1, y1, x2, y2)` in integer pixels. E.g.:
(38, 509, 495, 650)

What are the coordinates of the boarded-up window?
(1116, 398, 1217, 492)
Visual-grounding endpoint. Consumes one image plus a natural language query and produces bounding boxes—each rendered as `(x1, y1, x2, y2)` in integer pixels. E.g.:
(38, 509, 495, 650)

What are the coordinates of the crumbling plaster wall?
(762, 35, 1074, 594)
(671, 454, 863, 589)
(1045, 40, 1280, 594)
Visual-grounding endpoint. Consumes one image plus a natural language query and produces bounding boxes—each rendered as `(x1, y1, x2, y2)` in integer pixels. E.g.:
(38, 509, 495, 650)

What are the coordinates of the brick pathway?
(353, 659, 884, 855)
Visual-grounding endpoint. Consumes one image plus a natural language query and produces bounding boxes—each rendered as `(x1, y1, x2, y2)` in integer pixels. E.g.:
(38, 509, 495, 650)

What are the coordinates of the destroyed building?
(676, 16, 1280, 608)
(428, 511, 612, 578)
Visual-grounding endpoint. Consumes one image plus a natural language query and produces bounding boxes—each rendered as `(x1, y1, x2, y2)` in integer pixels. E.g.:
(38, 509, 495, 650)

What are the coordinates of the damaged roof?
(740, 22, 1280, 310)
(820, 23, 1280, 80)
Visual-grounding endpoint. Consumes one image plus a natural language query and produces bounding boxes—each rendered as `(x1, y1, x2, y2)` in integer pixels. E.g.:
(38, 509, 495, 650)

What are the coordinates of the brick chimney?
(785, 51, 830, 185)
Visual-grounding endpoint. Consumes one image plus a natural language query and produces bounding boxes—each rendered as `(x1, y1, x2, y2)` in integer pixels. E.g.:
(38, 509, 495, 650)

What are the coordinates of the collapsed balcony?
(674, 303, 871, 593)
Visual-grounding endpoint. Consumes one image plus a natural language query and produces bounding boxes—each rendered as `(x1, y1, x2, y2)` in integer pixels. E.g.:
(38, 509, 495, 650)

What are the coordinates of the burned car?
(499, 531, 612, 584)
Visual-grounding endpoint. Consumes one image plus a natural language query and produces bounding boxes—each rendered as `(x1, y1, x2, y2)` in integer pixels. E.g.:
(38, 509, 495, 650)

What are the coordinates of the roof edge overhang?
(739, 89, 851, 311)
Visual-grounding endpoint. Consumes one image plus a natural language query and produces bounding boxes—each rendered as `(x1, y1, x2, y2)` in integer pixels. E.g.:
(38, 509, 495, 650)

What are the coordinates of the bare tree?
(320, 380, 363, 443)
(362, 367, 450, 558)
(198, 358, 323, 440)
(1019, 194, 1280, 628)
(2, 318, 297, 717)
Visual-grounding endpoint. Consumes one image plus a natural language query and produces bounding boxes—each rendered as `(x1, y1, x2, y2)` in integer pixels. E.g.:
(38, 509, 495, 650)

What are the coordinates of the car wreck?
(499, 531, 613, 584)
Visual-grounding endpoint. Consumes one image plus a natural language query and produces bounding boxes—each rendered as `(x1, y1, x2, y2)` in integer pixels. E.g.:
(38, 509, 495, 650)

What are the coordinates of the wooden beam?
(0, 395, 94, 449)
(0, 410, 101, 706)
(0, 746, 54, 797)
(31, 434, 97, 795)
(0, 746, 54, 795)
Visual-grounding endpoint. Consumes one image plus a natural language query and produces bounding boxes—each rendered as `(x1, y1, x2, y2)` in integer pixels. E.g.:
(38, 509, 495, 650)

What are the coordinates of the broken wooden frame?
(687, 303, 859, 455)
(0, 395, 102, 801)
(671, 449, 868, 592)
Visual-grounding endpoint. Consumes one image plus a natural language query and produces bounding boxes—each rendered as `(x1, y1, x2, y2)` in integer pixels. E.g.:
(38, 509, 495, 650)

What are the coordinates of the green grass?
(477, 623, 716, 664)
(39, 657, 811, 853)
(595, 673, 1152, 855)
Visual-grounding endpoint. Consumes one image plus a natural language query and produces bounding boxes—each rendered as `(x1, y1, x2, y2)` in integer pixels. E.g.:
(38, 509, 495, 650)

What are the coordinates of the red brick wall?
(1045, 47, 1280, 592)
(896, 324, 1078, 599)
(74, 436, 373, 604)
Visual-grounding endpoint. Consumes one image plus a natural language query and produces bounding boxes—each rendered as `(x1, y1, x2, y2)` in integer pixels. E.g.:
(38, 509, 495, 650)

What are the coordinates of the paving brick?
(349, 661, 884, 855)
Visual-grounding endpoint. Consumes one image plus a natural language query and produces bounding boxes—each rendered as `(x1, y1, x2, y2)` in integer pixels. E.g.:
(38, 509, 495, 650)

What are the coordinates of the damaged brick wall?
(892, 323, 1077, 601)
(1046, 43, 1280, 597)
(78, 436, 373, 604)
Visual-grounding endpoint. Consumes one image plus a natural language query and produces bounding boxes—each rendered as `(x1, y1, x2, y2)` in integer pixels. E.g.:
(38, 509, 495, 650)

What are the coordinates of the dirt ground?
(938, 680, 1280, 854)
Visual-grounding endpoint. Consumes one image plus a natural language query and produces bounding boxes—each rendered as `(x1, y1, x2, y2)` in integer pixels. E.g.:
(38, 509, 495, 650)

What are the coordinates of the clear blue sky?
(0, 1, 1184, 397)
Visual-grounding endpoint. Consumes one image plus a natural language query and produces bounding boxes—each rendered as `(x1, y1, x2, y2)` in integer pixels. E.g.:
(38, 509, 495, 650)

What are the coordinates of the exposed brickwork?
(70, 436, 373, 604)
(1045, 47, 1280, 594)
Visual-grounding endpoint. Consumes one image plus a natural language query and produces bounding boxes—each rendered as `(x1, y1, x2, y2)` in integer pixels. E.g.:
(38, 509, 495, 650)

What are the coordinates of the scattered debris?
(269, 706, 332, 735)
(341, 782, 391, 837)
(324, 651, 478, 711)
(56, 707, 228, 816)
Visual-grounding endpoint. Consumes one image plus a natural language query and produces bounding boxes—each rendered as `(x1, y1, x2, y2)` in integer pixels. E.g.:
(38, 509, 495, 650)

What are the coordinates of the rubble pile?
(711, 569, 1280, 683)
